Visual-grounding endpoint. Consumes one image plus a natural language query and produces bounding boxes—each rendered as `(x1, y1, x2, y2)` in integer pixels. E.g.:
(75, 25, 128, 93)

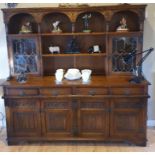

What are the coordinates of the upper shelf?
(41, 32, 107, 36)
(6, 6, 145, 34)
(7, 31, 143, 37)
(42, 53, 107, 57)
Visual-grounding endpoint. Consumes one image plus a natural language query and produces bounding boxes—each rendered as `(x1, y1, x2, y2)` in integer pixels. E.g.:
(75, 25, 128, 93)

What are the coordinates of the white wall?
(143, 4, 155, 123)
(0, 3, 155, 126)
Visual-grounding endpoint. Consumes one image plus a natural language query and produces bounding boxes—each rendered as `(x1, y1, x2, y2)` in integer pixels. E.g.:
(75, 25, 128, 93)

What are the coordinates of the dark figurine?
(16, 71, 27, 83)
(82, 14, 91, 32)
(64, 38, 80, 54)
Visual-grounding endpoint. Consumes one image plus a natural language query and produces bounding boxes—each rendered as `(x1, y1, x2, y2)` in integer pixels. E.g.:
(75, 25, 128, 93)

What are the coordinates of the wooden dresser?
(1, 4, 149, 146)
(2, 76, 149, 146)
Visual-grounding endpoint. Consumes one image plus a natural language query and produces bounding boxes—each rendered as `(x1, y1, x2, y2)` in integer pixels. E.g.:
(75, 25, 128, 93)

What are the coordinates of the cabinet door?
(78, 97, 109, 139)
(109, 36, 142, 75)
(110, 98, 147, 139)
(41, 98, 73, 138)
(6, 99, 41, 137)
(8, 36, 41, 76)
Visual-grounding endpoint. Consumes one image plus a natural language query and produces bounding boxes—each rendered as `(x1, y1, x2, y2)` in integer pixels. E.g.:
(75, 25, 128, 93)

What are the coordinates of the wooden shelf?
(7, 33, 39, 37)
(8, 31, 142, 37)
(42, 53, 107, 57)
(41, 32, 107, 36)
(108, 31, 143, 36)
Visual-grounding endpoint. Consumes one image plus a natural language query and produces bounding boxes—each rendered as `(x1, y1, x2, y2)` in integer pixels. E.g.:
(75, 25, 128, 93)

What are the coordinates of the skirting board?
(1, 120, 155, 128)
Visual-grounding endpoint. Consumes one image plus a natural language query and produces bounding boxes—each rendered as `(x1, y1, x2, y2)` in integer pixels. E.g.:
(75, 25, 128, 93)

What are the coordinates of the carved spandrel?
(67, 11, 81, 22)
(3, 12, 17, 24)
(33, 12, 43, 24)
(101, 10, 113, 22)
(101, 11, 113, 32)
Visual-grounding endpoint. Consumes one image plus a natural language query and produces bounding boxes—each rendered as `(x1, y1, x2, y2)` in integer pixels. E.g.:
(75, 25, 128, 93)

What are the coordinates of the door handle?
(88, 90, 96, 96)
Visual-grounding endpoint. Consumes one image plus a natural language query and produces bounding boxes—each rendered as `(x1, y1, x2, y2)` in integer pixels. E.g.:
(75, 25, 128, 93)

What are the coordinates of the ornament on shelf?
(19, 21, 32, 34)
(64, 38, 80, 54)
(116, 17, 128, 32)
(88, 45, 101, 53)
(82, 14, 92, 33)
(16, 71, 27, 84)
(49, 46, 60, 54)
(52, 21, 62, 33)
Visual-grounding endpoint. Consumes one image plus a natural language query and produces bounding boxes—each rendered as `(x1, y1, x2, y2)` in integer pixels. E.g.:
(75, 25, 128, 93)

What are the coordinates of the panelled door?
(78, 97, 109, 139)
(41, 97, 73, 138)
(6, 99, 41, 137)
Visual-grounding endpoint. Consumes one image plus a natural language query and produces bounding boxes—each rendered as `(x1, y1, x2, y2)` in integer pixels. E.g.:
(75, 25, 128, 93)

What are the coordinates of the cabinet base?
(7, 138, 147, 146)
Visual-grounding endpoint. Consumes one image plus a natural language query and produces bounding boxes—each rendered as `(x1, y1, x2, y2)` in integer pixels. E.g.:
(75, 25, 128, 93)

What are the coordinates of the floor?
(0, 128, 155, 152)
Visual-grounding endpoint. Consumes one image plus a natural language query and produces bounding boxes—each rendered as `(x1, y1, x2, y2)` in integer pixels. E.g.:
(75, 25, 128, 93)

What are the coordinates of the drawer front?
(76, 88, 108, 95)
(111, 87, 144, 95)
(112, 98, 146, 108)
(40, 88, 71, 96)
(6, 99, 39, 108)
(43, 98, 71, 109)
(5, 88, 39, 96)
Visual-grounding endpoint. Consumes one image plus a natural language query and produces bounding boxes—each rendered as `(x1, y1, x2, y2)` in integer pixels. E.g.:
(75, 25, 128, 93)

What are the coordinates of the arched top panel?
(109, 10, 140, 32)
(8, 13, 38, 34)
(41, 12, 72, 33)
(75, 11, 106, 32)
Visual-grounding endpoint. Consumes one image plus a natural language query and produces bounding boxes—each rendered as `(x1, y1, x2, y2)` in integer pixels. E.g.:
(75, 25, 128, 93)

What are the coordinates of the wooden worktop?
(1, 76, 150, 88)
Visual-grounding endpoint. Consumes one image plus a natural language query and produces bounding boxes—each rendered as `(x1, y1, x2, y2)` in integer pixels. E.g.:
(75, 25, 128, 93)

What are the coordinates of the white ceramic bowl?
(64, 68, 81, 80)
(67, 68, 80, 74)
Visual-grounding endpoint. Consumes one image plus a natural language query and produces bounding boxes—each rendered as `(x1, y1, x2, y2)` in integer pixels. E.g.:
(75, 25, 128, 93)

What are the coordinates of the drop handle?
(88, 90, 96, 96)
(124, 90, 131, 95)
(20, 91, 25, 96)
(51, 91, 58, 96)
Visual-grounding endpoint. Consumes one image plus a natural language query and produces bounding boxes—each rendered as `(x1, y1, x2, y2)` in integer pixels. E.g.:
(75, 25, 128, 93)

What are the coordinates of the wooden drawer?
(7, 99, 39, 108)
(5, 88, 39, 96)
(43, 98, 71, 109)
(111, 87, 144, 95)
(112, 98, 146, 109)
(40, 88, 71, 96)
(76, 88, 108, 95)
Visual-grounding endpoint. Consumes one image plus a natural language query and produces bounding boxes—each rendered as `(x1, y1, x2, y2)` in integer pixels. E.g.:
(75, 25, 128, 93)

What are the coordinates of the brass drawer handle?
(51, 90, 58, 96)
(124, 90, 131, 95)
(20, 91, 25, 96)
(88, 90, 96, 96)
